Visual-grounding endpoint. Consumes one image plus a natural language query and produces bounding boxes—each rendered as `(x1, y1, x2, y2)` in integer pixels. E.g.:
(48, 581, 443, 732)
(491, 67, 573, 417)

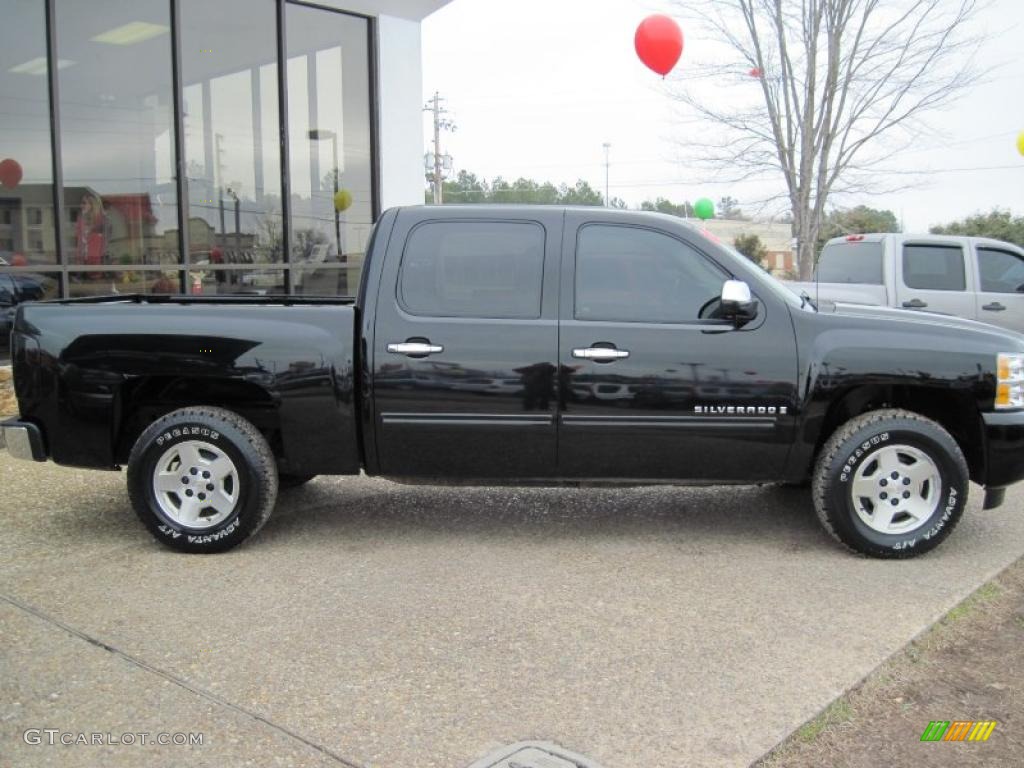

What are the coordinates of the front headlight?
(996, 353, 1024, 409)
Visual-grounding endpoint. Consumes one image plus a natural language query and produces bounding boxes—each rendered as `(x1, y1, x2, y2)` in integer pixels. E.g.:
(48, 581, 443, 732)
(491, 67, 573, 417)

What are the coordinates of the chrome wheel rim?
(850, 444, 941, 534)
(152, 440, 239, 529)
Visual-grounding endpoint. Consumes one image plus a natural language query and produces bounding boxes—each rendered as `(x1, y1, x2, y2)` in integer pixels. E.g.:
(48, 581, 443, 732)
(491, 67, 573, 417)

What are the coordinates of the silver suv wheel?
(152, 439, 239, 529)
(849, 443, 941, 534)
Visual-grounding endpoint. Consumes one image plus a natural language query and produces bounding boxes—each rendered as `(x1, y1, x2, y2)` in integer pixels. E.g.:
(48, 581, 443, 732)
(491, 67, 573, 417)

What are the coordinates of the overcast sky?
(422, 0, 1024, 231)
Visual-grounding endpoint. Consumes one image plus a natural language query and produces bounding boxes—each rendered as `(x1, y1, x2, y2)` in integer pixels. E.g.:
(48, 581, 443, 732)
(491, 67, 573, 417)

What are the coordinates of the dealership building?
(0, 0, 452, 300)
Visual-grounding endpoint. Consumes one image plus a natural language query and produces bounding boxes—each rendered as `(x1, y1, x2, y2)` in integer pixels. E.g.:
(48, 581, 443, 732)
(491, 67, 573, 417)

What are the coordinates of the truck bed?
(10, 297, 360, 475)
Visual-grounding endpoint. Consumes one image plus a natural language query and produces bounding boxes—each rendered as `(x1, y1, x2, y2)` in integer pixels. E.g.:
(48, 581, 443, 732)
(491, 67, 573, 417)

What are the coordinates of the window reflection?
(0, 0, 58, 266)
(181, 0, 283, 293)
(3, 0, 375, 299)
(292, 266, 352, 296)
(67, 269, 181, 298)
(287, 4, 372, 295)
(56, 0, 179, 292)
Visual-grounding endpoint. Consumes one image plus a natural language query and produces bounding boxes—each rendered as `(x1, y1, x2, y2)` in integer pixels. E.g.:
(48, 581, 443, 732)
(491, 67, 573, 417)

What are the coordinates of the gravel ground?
(3, 460, 1024, 767)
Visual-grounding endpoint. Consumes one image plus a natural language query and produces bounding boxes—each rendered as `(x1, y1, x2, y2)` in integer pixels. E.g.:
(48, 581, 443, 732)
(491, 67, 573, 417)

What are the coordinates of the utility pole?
(602, 142, 611, 207)
(215, 132, 227, 242)
(423, 91, 455, 203)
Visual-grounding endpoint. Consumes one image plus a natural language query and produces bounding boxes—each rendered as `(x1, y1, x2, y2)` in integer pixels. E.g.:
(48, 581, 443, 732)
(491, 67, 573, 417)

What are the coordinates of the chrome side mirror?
(720, 279, 758, 325)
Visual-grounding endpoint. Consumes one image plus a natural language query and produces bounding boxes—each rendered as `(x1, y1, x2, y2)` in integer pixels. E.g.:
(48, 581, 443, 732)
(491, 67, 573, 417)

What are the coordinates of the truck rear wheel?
(812, 409, 968, 558)
(127, 407, 278, 553)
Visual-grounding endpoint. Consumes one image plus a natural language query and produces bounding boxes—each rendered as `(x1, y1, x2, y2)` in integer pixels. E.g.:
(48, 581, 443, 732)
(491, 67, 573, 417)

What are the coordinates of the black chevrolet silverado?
(4, 206, 1024, 557)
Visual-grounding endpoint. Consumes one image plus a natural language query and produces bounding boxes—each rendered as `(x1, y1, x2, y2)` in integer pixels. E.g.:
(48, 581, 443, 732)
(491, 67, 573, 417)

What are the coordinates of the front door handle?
(572, 346, 630, 362)
(902, 298, 928, 309)
(982, 302, 1007, 312)
(387, 341, 444, 357)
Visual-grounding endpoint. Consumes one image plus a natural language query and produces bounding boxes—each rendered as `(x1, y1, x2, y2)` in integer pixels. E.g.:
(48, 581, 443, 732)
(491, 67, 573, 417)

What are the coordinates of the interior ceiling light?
(91, 21, 169, 46)
(9, 57, 74, 75)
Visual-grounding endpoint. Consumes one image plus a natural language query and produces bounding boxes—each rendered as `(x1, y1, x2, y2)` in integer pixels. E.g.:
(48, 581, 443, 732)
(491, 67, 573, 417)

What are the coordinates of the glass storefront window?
(0, 0, 58, 267)
(55, 0, 180, 290)
(292, 266, 352, 296)
(3, 0, 375, 299)
(223, 268, 286, 296)
(67, 269, 181, 298)
(286, 3, 372, 295)
(181, 0, 284, 291)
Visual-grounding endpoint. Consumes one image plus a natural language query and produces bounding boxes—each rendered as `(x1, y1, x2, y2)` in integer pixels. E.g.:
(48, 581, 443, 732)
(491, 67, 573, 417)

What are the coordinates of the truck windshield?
(814, 241, 885, 284)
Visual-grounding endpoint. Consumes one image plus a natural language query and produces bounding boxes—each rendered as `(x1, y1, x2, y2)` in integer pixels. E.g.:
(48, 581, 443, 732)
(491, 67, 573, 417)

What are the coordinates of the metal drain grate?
(467, 741, 603, 768)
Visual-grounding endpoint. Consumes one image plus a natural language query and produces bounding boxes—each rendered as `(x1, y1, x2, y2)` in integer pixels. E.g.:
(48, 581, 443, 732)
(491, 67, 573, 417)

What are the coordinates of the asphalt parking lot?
(3, 455, 1024, 767)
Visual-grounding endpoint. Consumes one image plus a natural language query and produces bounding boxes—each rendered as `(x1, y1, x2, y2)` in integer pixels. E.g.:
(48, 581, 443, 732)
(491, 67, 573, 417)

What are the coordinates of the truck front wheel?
(812, 409, 968, 558)
(127, 407, 278, 553)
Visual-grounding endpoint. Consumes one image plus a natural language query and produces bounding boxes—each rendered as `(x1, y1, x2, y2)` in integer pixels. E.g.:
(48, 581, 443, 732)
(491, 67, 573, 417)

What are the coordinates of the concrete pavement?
(2, 454, 1023, 767)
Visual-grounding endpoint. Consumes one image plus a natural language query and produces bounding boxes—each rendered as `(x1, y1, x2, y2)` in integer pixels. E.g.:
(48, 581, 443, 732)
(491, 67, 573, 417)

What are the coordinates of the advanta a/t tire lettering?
(812, 409, 968, 558)
(127, 407, 278, 553)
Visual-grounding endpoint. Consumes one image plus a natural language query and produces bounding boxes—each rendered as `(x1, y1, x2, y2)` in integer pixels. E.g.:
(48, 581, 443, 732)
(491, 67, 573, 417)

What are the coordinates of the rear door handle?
(982, 302, 1006, 312)
(902, 298, 928, 309)
(387, 341, 444, 357)
(572, 346, 630, 362)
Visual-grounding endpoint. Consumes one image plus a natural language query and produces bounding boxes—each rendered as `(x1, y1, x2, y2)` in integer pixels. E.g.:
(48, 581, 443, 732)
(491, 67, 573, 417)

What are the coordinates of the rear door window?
(977, 247, 1024, 294)
(815, 241, 885, 284)
(398, 220, 545, 318)
(902, 244, 966, 291)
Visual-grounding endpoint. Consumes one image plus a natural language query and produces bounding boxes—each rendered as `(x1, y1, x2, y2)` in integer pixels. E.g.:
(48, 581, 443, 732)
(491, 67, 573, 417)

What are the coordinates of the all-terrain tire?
(127, 407, 278, 553)
(812, 409, 968, 559)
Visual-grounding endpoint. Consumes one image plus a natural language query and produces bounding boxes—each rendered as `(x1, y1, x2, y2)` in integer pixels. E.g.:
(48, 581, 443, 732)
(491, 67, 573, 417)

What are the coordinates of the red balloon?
(749, 67, 763, 78)
(11, 253, 27, 267)
(0, 158, 23, 188)
(634, 15, 683, 77)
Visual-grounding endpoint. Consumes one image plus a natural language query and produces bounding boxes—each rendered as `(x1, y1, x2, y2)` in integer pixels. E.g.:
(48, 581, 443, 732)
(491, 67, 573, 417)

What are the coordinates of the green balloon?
(694, 197, 715, 220)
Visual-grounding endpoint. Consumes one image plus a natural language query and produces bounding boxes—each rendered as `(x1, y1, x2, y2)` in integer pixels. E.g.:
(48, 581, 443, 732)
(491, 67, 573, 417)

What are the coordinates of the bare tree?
(671, 0, 985, 278)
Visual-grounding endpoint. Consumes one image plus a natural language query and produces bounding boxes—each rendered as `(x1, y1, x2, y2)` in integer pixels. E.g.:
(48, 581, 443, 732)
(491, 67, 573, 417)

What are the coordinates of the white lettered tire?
(127, 407, 278, 553)
(812, 409, 968, 558)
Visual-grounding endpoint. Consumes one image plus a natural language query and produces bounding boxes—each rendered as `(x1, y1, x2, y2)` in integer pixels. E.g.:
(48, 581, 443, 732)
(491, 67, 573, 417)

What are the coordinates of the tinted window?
(400, 221, 544, 318)
(977, 248, 1024, 294)
(575, 225, 726, 323)
(902, 244, 965, 291)
(815, 242, 884, 284)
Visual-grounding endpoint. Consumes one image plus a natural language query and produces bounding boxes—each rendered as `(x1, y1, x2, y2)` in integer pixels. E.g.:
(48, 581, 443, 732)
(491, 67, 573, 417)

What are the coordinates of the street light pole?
(308, 128, 342, 260)
(330, 133, 340, 259)
(602, 142, 611, 207)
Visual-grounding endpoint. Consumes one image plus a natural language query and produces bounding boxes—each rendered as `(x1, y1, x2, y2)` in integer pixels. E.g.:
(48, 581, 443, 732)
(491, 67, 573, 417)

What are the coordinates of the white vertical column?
(376, 14, 426, 209)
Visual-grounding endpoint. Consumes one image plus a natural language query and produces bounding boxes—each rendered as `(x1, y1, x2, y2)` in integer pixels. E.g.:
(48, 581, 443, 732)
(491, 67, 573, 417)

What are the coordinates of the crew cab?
(4, 207, 1024, 558)
(786, 233, 1024, 333)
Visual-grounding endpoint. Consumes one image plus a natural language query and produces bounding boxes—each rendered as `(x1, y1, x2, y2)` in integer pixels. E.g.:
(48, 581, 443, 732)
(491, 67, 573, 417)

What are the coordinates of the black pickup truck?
(4, 206, 1024, 557)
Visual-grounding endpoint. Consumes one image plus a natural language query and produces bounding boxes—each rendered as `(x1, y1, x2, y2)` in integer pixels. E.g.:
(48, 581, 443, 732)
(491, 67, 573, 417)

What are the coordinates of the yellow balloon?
(333, 189, 353, 212)
(1018, 131, 1024, 157)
